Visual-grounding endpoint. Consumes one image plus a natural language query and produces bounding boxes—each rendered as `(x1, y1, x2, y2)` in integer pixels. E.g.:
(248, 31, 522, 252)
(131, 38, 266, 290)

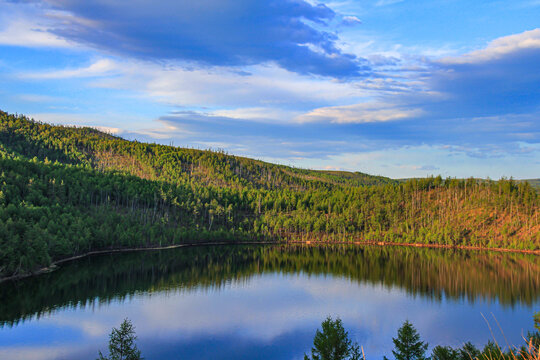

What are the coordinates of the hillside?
(0, 111, 539, 279)
(0, 111, 393, 190)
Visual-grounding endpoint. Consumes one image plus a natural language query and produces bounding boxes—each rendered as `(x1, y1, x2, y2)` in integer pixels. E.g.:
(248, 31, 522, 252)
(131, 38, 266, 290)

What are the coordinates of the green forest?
(0, 110, 539, 279)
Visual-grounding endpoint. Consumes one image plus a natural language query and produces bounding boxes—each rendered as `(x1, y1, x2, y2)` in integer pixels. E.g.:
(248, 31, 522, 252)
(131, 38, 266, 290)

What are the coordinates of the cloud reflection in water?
(0, 271, 536, 360)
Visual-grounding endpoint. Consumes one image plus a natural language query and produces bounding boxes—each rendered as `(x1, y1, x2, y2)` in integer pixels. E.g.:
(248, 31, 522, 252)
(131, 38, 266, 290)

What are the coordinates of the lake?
(0, 245, 538, 360)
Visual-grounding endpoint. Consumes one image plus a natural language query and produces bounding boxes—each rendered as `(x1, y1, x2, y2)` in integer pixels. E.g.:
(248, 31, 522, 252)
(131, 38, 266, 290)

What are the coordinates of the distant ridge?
(524, 179, 540, 189)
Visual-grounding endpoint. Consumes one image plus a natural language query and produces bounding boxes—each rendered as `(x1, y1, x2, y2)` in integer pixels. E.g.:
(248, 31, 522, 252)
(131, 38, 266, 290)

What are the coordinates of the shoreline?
(0, 241, 277, 283)
(347, 240, 540, 255)
(1, 239, 538, 283)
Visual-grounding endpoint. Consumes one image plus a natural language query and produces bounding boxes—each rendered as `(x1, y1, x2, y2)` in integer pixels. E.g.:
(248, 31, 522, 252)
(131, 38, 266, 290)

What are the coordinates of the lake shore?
(1, 239, 539, 283)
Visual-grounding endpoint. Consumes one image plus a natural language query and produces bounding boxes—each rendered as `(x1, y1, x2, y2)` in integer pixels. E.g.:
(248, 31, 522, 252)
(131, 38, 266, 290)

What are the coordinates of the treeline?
(304, 315, 540, 360)
(0, 111, 539, 278)
(97, 314, 540, 360)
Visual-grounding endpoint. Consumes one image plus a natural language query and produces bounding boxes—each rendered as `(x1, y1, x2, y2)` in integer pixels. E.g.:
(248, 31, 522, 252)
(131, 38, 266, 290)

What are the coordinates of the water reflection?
(0, 245, 538, 360)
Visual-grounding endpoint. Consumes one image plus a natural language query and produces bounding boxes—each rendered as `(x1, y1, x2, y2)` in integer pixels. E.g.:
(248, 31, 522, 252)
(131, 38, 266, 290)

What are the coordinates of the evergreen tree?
(480, 341, 504, 360)
(459, 342, 480, 360)
(305, 316, 361, 360)
(391, 320, 428, 360)
(97, 318, 142, 360)
(432, 345, 459, 360)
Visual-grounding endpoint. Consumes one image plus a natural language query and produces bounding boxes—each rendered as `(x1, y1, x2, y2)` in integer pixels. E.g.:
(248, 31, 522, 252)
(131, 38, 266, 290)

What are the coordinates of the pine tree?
(97, 318, 142, 360)
(391, 320, 428, 360)
(459, 342, 480, 360)
(304, 316, 361, 360)
(432, 345, 458, 360)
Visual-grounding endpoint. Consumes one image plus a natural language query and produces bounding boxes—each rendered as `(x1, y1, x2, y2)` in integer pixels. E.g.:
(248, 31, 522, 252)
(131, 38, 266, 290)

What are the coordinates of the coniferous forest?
(0, 110, 539, 279)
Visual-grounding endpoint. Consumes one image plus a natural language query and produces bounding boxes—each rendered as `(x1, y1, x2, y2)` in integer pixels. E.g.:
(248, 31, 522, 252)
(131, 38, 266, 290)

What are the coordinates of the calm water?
(0, 245, 538, 360)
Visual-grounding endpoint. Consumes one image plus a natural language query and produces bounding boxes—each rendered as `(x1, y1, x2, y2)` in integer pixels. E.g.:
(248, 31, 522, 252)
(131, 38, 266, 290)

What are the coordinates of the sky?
(0, 0, 539, 179)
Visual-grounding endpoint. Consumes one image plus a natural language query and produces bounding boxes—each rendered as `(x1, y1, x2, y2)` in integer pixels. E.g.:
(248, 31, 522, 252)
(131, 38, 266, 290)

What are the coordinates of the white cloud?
(342, 15, 362, 25)
(129, 125, 195, 140)
(27, 112, 151, 134)
(440, 28, 540, 64)
(47, 59, 368, 111)
(0, 0, 76, 49)
(31, 274, 440, 343)
(296, 102, 423, 123)
(140, 64, 366, 108)
(21, 59, 117, 79)
(0, 346, 75, 360)
(0, 19, 71, 48)
(92, 126, 122, 135)
(211, 107, 300, 122)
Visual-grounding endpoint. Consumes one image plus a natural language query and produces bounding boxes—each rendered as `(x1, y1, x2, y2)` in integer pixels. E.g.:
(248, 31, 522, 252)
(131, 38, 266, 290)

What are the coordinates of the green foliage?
(430, 343, 482, 360)
(305, 316, 361, 360)
(432, 346, 459, 360)
(419, 315, 540, 360)
(391, 320, 428, 360)
(423, 314, 540, 360)
(97, 318, 142, 360)
(518, 312, 540, 359)
(480, 341, 505, 360)
(0, 110, 539, 279)
(305, 314, 540, 360)
(459, 342, 481, 360)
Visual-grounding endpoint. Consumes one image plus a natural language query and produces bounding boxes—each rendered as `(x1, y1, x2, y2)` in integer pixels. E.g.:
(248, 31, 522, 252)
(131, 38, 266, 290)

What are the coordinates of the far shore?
(1, 239, 538, 283)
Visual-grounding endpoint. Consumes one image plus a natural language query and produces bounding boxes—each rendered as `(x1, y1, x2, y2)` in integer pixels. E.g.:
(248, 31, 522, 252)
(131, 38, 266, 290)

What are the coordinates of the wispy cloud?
(0, 0, 73, 48)
(20, 59, 117, 79)
(439, 28, 540, 64)
(211, 107, 301, 123)
(296, 102, 424, 123)
(68, 59, 365, 109)
(0, 19, 70, 48)
(341, 15, 362, 26)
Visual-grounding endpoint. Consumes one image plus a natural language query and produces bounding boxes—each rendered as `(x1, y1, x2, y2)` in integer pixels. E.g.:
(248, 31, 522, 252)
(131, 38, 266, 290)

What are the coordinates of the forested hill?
(0, 111, 393, 191)
(0, 111, 539, 279)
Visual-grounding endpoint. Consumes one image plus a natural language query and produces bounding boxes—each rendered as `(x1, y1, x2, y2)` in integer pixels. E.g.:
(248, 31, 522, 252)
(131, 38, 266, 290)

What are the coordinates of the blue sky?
(0, 0, 539, 179)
